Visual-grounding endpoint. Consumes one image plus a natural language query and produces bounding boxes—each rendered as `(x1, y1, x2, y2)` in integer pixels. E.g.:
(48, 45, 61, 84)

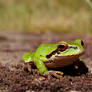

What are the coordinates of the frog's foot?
(23, 63, 32, 72)
(45, 71, 63, 79)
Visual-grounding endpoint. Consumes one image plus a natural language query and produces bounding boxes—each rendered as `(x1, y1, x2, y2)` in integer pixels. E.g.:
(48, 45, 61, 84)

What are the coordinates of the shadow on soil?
(51, 61, 88, 76)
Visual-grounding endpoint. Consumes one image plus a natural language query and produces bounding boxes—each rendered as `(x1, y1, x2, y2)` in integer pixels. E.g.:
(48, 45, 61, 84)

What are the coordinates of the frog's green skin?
(23, 39, 84, 75)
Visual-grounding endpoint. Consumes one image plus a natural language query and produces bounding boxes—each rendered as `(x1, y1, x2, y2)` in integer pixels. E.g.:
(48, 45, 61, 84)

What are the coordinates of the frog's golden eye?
(58, 43, 68, 50)
(81, 40, 84, 46)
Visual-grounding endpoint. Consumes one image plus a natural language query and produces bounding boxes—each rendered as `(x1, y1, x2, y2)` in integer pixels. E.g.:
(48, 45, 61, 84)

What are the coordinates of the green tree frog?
(23, 39, 84, 76)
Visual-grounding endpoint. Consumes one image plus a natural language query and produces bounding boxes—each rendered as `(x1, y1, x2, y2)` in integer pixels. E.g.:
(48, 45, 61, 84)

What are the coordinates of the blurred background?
(0, 0, 92, 33)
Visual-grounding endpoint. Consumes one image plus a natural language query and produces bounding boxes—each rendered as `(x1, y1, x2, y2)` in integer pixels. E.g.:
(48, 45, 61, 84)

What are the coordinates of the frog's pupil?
(58, 45, 65, 48)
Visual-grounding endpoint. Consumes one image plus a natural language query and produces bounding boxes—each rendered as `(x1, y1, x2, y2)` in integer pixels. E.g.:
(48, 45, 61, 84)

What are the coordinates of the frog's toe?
(46, 71, 63, 79)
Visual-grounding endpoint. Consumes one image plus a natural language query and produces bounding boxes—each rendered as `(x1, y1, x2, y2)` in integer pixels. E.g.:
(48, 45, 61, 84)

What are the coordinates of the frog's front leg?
(34, 57, 63, 79)
(34, 57, 49, 74)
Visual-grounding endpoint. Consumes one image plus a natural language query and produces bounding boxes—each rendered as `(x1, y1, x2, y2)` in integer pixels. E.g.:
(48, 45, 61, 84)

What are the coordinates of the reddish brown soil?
(0, 32, 92, 92)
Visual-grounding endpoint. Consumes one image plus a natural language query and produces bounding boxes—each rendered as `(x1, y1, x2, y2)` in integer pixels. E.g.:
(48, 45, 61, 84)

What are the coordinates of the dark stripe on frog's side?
(46, 45, 66, 59)
(46, 45, 78, 59)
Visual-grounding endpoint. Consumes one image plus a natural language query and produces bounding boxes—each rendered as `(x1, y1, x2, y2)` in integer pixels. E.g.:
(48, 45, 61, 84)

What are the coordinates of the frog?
(23, 39, 84, 77)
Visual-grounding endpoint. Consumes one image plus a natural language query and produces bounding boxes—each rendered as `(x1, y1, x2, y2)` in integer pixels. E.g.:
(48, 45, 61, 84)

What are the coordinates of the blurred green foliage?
(0, 0, 92, 33)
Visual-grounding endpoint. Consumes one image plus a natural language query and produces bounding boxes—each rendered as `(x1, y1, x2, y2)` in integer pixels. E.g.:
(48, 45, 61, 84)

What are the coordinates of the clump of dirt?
(0, 32, 92, 92)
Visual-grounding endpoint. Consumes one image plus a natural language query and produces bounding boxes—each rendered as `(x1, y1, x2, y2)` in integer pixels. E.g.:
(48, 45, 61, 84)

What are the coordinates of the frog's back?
(35, 44, 57, 57)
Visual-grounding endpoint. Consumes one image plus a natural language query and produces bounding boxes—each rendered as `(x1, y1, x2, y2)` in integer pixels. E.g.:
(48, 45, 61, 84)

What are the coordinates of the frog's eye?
(58, 43, 68, 50)
(81, 40, 84, 46)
